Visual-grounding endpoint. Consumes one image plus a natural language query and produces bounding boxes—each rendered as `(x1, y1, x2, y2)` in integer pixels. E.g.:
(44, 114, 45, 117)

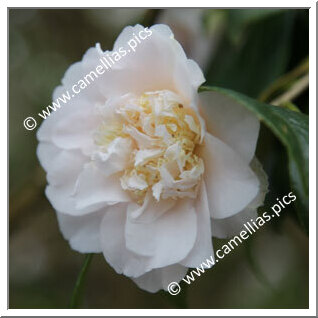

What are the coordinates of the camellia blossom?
(37, 24, 267, 292)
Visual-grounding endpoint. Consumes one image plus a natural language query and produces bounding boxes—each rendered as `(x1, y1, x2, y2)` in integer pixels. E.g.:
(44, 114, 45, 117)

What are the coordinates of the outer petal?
(46, 162, 130, 216)
(199, 91, 260, 163)
(51, 100, 101, 155)
(97, 24, 205, 105)
(211, 157, 268, 238)
(73, 163, 131, 211)
(201, 133, 259, 219)
(132, 264, 188, 293)
(100, 204, 150, 278)
(36, 86, 66, 143)
(59, 45, 105, 103)
(37, 46, 106, 144)
(56, 210, 105, 253)
(125, 198, 197, 268)
(181, 181, 214, 268)
(45, 183, 103, 216)
(126, 191, 176, 223)
(38, 145, 87, 187)
(211, 208, 258, 239)
(40, 147, 99, 216)
(37, 142, 61, 172)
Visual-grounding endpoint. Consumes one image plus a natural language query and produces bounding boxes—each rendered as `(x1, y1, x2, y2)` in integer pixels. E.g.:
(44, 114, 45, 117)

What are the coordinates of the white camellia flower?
(37, 24, 267, 293)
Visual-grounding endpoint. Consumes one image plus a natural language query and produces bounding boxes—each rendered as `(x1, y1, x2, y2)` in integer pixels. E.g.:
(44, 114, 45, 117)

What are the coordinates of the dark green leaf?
(205, 10, 296, 98)
(199, 86, 309, 232)
(226, 9, 284, 42)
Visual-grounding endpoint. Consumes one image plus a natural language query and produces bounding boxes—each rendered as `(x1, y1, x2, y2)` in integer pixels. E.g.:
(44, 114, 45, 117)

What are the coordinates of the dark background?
(9, 8, 309, 309)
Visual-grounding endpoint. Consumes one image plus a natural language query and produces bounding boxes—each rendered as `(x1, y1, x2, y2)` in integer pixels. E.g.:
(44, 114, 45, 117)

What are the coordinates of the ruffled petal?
(92, 137, 134, 177)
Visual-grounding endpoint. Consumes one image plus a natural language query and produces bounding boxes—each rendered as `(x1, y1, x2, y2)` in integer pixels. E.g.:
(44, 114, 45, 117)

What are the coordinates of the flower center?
(95, 90, 204, 203)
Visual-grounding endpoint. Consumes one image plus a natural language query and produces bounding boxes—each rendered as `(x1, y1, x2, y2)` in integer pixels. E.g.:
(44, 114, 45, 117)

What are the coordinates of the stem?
(258, 57, 309, 103)
(70, 254, 94, 309)
(270, 74, 309, 106)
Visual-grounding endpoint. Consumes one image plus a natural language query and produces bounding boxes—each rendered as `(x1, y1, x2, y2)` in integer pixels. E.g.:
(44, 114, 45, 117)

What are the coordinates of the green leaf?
(199, 86, 309, 232)
(226, 9, 284, 43)
(205, 10, 296, 98)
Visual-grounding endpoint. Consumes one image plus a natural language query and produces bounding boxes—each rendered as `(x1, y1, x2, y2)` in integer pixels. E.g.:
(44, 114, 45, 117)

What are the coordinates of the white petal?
(211, 208, 258, 239)
(181, 181, 214, 268)
(123, 125, 160, 148)
(165, 142, 185, 171)
(154, 124, 171, 143)
(201, 133, 259, 219)
(199, 91, 260, 163)
(46, 182, 105, 217)
(125, 198, 196, 268)
(36, 86, 66, 143)
(41, 148, 87, 187)
(51, 101, 100, 155)
(186, 59, 206, 88)
(134, 148, 163, 166)
(37, 45, 106, 144)
(57, 210, 105, 253)
(60, 45, 105, 102)
(247, 157, 269, 209)
(46, 162, 128, 217)
(73, 163, 130, 212)
(132, 264, 188, 293)
(185, 114, 200, 134)
(37, 142, 61, 172)
(100, 204, 150, 278)
(121, 171, 148, 191)
(42, 149, 95, 216)
(93, 137, 133, 177)
(152, 182, 163, 201)
(127, 191, 176, 221)
(96, 24, 204, 106)
(211, 157, 268, 238)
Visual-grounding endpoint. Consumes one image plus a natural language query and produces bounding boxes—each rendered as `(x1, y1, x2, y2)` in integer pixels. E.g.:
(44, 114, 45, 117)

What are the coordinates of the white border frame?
(3, 1, 316, 316)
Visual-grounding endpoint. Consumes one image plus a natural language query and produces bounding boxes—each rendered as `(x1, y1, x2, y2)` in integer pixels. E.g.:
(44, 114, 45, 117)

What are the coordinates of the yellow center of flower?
(95, 90, 204, 203)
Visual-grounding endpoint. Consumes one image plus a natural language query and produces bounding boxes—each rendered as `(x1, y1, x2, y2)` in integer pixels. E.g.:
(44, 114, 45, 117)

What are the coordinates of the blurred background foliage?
(9, 8, 309, 309)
